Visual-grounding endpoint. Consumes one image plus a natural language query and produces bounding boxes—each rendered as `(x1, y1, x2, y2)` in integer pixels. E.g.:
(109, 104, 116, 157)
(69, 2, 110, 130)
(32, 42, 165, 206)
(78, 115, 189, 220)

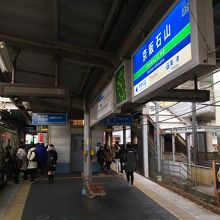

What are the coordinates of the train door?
(70, 134, 83, 172)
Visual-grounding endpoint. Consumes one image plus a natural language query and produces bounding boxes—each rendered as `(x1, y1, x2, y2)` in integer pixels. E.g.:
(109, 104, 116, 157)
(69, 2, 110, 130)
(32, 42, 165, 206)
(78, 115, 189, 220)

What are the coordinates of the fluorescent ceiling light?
(0, 42, 13, 73)
(0, 96, 18, 110)
(0, 97, 11, 102)
(0, 102, 18, 110)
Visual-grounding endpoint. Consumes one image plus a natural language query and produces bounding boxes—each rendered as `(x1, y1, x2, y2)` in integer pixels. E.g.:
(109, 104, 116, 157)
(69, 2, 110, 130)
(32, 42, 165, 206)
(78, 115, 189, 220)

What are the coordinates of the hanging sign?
(132, 0, 215, 103)
(32, 113, 67, 125)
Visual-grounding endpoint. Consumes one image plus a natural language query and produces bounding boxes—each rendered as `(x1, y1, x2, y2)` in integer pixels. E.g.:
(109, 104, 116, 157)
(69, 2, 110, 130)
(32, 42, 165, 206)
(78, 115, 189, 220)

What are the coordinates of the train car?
(0, 125, 18, 185)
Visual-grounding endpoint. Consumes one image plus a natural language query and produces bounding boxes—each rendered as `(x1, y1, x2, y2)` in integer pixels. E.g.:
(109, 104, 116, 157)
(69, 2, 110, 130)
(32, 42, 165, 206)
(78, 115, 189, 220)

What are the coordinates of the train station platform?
(0, 172, 220, 220)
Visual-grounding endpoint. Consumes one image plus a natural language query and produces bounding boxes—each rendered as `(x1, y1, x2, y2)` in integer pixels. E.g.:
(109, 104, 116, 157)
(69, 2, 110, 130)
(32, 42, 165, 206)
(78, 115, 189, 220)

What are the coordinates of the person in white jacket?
(27, 145, 38, 183)
(16, 146, 27, 180)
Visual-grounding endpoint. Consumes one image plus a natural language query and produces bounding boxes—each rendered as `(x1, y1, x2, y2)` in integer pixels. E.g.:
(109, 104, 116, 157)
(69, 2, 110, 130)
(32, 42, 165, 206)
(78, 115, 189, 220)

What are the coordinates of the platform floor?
(0, 172, 220, 220)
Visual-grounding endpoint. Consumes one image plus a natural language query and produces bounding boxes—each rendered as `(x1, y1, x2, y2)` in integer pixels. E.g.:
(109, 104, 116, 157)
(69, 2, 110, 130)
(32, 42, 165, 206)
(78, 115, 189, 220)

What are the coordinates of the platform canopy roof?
(0, 0, 219, 127)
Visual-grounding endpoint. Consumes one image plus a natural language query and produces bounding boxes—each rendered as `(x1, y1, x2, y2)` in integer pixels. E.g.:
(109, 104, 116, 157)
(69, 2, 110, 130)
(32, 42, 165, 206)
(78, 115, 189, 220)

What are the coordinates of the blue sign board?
(133, 0, 191, 97)
(103, 115, 133, 126)
(32, 113, 67, 125)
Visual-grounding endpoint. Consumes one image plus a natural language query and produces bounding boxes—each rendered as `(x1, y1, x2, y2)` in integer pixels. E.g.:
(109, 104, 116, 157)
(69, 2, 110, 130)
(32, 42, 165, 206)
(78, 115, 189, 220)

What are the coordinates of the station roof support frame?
(151, 89, 210, 102)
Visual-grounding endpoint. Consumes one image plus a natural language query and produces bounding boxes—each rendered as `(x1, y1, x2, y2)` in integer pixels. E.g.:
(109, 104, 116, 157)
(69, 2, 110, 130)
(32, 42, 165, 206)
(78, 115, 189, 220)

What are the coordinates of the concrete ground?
(0, 172, 220, 220)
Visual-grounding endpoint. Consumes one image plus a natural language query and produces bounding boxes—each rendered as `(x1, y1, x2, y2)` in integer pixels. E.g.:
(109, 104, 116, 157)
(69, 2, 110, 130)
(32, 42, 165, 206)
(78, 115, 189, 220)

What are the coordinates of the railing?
(155, 159, 215, 204)
(161, 160, 190, 180)
(149, 157, 215, 203)
(163, 152, 188, 163)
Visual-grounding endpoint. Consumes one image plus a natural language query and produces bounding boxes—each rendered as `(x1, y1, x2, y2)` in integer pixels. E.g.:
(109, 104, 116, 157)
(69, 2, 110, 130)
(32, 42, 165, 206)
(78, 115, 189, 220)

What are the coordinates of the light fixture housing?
(0, 41, 13, 73)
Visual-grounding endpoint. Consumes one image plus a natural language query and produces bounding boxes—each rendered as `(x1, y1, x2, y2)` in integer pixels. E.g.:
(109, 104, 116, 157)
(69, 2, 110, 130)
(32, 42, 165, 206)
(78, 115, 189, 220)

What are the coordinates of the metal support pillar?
(55, 58, 61, 86)
(161, 135, 165, 160)
(83, 99, 91, 182)
(192, 77, 199, 165)
(155, 102, 161, 173)
(192, 102, 198, 164)
(123, 125, 126, 146)
(11, 64, 15, 83)
(172, 134, 176, 162)
(142, 105, 149, 177)
(186, 133, 191, 165)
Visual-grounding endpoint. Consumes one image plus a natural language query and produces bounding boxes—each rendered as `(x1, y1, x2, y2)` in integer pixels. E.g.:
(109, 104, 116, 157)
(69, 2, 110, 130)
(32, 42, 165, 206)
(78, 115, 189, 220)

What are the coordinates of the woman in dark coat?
(96, 146, 105, 172)
(46, 144, 58, 184)
(119, 144, 126, 173)
(125, 144, 137, 186)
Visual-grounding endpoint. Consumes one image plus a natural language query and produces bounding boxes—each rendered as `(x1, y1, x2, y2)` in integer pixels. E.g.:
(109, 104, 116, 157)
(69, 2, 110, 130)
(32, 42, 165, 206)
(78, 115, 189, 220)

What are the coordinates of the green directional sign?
(115, 66, 127, 105)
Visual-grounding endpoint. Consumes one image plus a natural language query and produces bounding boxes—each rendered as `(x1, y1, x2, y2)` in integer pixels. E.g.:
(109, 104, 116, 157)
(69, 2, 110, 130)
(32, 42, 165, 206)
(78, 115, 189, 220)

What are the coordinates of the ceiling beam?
(117, 0, 173, 59)
(88, 1, 173, 103)
(53, 0, 60, 40)
(0, 31, 115, 69)
(80, 0, 120, 97)
(79, 66, 92, 96)
(97, 0, 120, 48)
(0, 83, 68, 97)
(151, 89, 210, 102)
(16, 69, 54, 78)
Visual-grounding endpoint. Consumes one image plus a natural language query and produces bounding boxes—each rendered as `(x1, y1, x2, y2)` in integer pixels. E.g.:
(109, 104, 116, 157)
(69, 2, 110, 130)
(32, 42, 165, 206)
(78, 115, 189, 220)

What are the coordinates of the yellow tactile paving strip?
(2, 182, 31, 220)
(135, 181, 196, 220)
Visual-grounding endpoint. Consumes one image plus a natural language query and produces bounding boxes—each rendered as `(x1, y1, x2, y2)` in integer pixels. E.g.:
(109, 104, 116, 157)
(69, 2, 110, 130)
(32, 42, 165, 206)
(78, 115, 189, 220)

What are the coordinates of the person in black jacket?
(96, 146, 105, 172)
(125, 144, 138, 187)
(46, 144, 58, 184)
(119, 144, 126, 174)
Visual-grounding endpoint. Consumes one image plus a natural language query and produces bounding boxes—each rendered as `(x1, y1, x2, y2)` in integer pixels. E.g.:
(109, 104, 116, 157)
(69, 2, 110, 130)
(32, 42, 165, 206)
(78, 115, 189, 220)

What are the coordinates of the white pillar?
(142, 105, 149, 177)
(83, 100, 91, 182)
(155, 102, 161, 173)
(161, 135, 164, 160)
(192, 102, 198, 164)
(214, 71, 220, 155)
(186, 133, 191, 165)
(214, 71, 220, 126)
(172, 134, 176, 162)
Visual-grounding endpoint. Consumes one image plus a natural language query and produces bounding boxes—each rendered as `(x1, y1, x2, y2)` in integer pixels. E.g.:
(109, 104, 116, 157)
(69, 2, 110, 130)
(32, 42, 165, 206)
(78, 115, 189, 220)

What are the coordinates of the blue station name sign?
(32, 113, 67, 125)
(132, 0, 191, 99)
(103, 115, 133, 126)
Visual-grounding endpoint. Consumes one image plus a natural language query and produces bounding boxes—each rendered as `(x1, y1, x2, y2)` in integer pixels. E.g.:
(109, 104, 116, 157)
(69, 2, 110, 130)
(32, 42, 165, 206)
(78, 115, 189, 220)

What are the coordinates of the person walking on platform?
(104, 144, 112, 174)
(27, 145, 38, 183)
(35, 143, 46, 176)
(46, 144, 58, 184)
(17, 145, 27, 180)
(125, 144, 137, 187)
(96, 145, 105, 172)
(119, 144, 126, 174)
(11, 151, 21, 184)
(4, 146, 12, 182)
(113, 141, 121, 173)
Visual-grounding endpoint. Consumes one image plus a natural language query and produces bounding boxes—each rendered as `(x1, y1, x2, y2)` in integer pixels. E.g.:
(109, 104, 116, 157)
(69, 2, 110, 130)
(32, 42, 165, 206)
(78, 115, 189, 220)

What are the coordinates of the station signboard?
(103, 114, 133, 126)
(25, 126, 37, 134)
(132, 0, 215, 103)
(114, 60, 131, 107)
(72, 120, 84, 126)
(90, 80, 115, 126)
(32, 113, 67, 125)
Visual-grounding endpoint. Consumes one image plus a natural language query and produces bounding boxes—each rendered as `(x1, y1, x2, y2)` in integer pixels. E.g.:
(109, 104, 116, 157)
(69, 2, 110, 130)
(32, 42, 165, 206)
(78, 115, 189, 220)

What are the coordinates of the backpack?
(48, 153, 56, 166)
